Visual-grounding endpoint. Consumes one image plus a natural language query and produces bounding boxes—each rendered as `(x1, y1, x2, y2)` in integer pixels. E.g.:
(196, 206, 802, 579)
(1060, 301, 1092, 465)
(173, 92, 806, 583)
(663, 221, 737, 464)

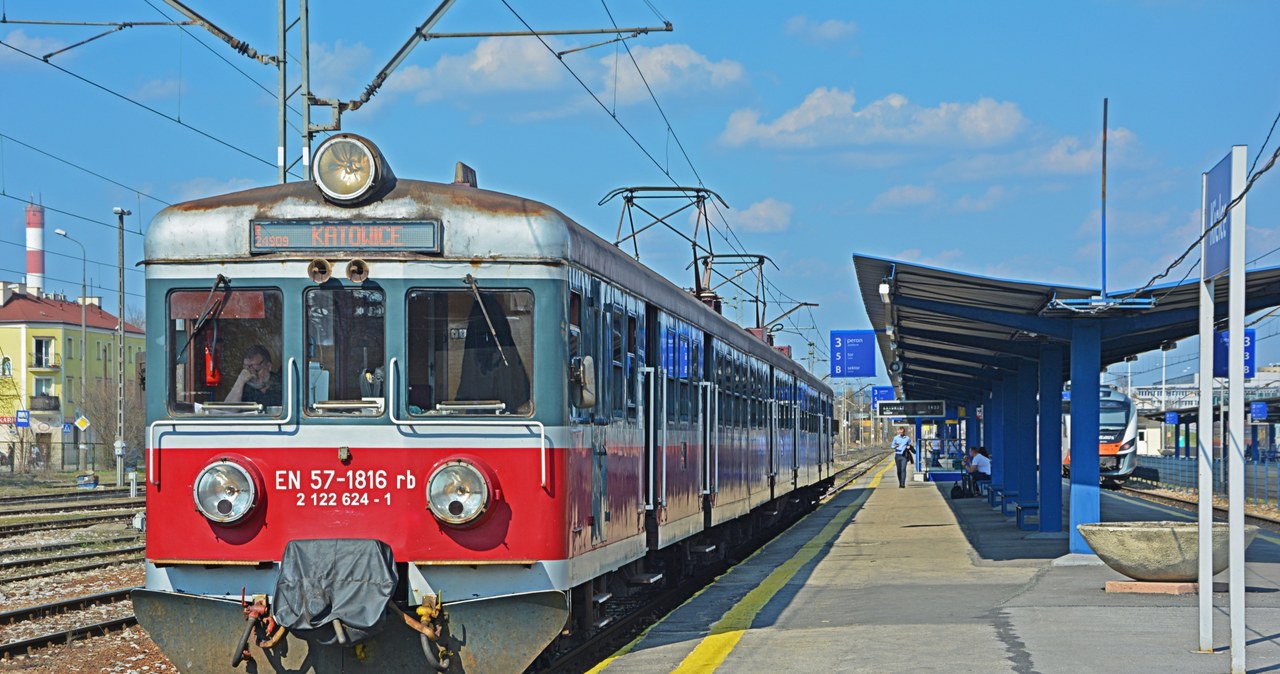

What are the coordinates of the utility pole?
(113, 207, 130, 487)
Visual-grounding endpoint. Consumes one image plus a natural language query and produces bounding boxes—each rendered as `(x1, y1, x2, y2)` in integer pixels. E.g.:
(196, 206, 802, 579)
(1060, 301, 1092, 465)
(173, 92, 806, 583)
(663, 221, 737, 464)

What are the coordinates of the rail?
(387, 358, 548, 489)
(1133, 453, 1280, 511)
(146, 358, 298, 487)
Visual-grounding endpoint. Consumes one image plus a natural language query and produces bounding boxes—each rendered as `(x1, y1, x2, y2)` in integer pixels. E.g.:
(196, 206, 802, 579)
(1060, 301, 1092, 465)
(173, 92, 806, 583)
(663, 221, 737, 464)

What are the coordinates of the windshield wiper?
(464, 274, 509, 366)
(176, 274, 232, 364)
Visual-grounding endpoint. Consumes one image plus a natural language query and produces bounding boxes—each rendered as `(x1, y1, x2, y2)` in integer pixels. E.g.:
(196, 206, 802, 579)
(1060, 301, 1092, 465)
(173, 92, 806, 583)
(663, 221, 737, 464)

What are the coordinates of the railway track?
(0, 590, 137, 660)
(3, 534, 141, 559)
(540, 451, 887, 673)
(0, 497, 145, 517)
(0, 488, 141, 508)
(1117, 483, 1280, 534)
(0, 544, 146, 573)
(0, 512, 137, 537)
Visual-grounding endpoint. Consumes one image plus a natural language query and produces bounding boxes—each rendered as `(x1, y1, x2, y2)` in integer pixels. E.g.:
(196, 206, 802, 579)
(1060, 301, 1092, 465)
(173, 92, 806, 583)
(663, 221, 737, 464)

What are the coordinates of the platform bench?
(1015, 503, 1040, 530)
(998, 491, 1021, 516)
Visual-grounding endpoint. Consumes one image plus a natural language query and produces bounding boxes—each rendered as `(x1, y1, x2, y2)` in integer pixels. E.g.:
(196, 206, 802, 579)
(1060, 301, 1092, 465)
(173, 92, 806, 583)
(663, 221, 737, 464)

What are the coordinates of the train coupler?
(390, 593, 453, 671)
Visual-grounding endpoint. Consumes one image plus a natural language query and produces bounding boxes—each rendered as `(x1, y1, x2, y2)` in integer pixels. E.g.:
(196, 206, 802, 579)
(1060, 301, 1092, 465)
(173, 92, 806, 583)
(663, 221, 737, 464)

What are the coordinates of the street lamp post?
(1161, 341, 1177, 412)
(54, 228, 88, 470)
(112, 207, 130, 487)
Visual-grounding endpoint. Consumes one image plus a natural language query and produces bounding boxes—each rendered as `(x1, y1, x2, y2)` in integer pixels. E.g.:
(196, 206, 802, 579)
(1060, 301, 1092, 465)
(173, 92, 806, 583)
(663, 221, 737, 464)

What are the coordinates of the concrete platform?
(592, 458, 1280, 673)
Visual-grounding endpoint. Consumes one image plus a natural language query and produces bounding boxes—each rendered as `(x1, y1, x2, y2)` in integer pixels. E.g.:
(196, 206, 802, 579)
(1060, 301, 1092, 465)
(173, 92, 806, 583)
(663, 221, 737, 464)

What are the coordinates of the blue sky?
(1, 0, 1278, 387)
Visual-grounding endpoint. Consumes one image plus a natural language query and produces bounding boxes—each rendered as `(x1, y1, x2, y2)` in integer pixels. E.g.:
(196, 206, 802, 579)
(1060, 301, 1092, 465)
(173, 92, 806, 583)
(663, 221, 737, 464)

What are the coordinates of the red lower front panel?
(147, 446, 567, 562)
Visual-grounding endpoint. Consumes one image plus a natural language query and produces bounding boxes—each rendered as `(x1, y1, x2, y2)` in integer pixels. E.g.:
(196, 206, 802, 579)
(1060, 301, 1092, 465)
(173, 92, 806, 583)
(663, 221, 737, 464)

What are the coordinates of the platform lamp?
(54, 228, 88, 471)
(1123, 354, 1139, 397)
(112, 207, 131, 487)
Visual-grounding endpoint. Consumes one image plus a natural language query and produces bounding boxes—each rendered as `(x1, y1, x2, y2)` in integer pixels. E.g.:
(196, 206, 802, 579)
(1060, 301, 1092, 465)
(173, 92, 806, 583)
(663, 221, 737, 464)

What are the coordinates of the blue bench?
(1015, 503, 1040, 530)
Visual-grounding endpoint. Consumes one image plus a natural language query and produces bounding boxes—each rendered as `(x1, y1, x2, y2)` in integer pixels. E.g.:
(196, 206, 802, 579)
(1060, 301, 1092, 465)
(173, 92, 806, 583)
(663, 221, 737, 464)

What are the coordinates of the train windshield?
(405, 289, 533, 416)
(1099, 400, 1130, 429)
(305, 288, 387, 416)
(167, 288, 285, 415)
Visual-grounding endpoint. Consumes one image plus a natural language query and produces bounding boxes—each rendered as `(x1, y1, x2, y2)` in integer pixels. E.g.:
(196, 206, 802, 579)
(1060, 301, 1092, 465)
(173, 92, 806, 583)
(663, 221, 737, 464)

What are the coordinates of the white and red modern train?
(134, 134, 834, 672)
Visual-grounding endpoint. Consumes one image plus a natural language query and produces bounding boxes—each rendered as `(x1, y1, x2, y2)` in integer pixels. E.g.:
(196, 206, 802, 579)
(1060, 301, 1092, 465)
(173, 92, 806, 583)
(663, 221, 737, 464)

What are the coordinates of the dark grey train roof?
(144, 178, 830, 394)
(853, 253, 1280, 404)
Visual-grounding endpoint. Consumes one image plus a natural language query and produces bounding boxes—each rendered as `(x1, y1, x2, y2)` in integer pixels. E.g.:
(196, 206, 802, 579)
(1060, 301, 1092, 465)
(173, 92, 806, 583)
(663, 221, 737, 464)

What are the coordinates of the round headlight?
(313, 135, 379, 204)
(193, 460, 257, 524)
(426, 460, 490, 525)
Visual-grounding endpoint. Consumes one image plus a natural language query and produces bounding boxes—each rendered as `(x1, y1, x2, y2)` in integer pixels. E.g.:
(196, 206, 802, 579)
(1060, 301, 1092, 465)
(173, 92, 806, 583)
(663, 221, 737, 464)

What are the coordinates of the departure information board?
(250, 219, 441, 253)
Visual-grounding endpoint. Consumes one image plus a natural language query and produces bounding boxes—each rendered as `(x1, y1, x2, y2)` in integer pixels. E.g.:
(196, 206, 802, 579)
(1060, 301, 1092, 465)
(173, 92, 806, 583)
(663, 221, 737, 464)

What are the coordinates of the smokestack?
(25, 202, 44, 297)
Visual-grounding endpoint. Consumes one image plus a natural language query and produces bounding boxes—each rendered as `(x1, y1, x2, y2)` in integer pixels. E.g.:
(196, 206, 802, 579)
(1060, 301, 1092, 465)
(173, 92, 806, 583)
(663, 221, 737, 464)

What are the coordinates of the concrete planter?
(1077, 521, 1257, 582)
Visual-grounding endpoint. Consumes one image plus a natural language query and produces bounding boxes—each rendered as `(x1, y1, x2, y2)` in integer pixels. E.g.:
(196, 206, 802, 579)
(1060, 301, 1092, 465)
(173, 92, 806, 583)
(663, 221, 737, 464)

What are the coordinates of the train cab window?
(167, 288, 284, 415)
(406, 289, 533, 416)
(305, 288, 386, 416)
(611, 311, 625, 418)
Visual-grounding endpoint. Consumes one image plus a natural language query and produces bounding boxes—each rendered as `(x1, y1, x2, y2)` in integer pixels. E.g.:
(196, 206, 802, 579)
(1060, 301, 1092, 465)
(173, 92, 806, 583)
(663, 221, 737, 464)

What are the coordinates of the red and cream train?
(134, 134, 834, 672)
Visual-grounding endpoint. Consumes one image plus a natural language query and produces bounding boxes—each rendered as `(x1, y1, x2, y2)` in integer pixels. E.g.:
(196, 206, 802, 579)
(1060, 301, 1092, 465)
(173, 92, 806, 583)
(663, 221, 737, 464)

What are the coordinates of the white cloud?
(869, 184, 938, 212)
(785, 16, 857, 42)
(720, 87, 1026, 148)
(940, 127, 1138, 180)
(734, 197, 793, 232)
(309, 40, 375, 93)
(601, 44, 744, 106)
(173, 177, 260, 202)
(133, 78, 183, 101)
(390, 37, 566, 103)
(0, 29, 67, 65)
(954, 185, 1006, 212)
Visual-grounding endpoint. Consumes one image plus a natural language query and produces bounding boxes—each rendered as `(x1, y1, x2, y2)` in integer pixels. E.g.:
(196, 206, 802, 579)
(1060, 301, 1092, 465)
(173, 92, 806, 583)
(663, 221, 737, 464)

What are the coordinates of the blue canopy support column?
(989, 381, 1006, 490)
(999, 372, 1021, 499)
(1069, 321, 1102, 554)
(1014, 360, 1039, 503)
(914, 418, 924, 471)
(1038, 344, 1064, 533)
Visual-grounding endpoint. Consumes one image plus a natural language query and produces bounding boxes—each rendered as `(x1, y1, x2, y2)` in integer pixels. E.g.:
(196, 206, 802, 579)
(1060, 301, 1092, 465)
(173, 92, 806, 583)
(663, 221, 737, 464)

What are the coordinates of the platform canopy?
(853, 254, 1280, 404)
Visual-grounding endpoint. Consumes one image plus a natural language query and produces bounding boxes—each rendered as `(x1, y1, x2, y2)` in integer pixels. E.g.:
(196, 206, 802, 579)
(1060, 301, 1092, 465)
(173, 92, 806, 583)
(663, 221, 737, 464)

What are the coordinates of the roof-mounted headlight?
(426, 460, 491, 526)
(193, 459, 259, 524)
(312, 134, 390, 205)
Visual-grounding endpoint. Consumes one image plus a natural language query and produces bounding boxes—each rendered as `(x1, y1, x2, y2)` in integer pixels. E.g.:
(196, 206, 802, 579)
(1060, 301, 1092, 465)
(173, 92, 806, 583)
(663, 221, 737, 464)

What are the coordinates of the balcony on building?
(29, 353, 61, 370)
(29, 395, 61, 411)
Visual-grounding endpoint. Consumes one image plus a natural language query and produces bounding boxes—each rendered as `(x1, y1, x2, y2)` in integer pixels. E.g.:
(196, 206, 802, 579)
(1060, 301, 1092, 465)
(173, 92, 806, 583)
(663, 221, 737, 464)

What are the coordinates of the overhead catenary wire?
(0, 193, 145, 238)
(0, 133, 171, 207)
(0, 37, 299, 179)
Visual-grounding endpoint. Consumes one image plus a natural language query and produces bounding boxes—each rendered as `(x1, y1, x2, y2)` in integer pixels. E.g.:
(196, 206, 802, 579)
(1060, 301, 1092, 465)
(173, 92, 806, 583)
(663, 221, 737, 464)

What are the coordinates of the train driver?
(225, 344, 282, 407)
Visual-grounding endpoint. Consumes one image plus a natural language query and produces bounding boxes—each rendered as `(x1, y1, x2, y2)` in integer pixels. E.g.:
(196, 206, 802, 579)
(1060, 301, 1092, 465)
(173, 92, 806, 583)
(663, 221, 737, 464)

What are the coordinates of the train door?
(642, 307, 665, 538)
(768, 370, 778, 498)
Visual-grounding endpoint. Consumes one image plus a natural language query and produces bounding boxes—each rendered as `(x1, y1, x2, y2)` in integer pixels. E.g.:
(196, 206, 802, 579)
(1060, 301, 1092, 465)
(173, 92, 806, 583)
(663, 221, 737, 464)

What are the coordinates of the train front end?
(135, 136, 575, 673)
(1062, 387, 1139, 481)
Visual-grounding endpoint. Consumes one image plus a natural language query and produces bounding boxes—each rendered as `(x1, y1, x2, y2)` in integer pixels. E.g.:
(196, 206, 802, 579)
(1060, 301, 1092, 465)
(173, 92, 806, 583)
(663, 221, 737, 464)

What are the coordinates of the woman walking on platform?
(892, 426, 914, 488)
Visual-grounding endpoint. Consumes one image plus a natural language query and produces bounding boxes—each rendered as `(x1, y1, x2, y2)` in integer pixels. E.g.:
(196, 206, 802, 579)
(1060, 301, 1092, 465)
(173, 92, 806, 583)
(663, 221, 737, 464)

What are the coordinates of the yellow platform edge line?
(670, 460, 894, 673)
(587, 456, 892, 674)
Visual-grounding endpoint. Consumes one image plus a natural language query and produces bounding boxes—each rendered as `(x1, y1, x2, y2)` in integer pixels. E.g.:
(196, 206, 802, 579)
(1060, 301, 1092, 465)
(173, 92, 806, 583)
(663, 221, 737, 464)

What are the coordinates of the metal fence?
(1134, 454, 1280, 509)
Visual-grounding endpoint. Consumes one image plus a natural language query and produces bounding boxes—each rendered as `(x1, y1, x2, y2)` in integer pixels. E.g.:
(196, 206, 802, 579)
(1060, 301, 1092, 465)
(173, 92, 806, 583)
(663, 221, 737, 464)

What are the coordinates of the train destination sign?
(875, 400, 946, 418)
(250, 219, 441, 253)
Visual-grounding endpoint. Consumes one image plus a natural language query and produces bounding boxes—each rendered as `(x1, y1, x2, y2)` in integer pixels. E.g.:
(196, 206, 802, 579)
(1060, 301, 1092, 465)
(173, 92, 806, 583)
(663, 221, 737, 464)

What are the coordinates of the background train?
(133, 134, 834, 672)
(1062, 386, 1139, 483)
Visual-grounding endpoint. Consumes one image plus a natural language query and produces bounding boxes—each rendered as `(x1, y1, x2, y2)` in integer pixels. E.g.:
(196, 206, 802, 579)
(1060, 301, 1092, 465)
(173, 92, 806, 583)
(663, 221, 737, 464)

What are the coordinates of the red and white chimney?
(25, 202, 44, 297)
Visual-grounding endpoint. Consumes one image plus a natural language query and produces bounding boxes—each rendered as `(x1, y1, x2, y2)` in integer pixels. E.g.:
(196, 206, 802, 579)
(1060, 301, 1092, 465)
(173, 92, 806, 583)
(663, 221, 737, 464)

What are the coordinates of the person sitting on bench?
(962, 446, 992, 495)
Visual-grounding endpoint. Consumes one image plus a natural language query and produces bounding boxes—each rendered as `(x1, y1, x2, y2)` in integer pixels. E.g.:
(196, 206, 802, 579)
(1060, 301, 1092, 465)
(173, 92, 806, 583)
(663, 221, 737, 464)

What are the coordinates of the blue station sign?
(830, 330, 877, 378)
(1212, 328, 1255, 379)
(1204, 152, 1234, 280)
(871, 386, 896, 406)
(15, 410, 29, 428)
(1165, 412, 1179, 425)
(1252, 402, 1268, 421)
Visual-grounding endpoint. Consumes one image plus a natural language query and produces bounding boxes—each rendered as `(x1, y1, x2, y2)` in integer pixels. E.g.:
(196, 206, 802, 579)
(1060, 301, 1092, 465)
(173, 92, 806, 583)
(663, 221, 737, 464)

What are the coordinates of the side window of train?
(167, 288, 284, 416)
(305, 287, 386, 416)
(405, 287, 534, 416)
(626, 312, 639, 418)
(611, 308, 625, 419)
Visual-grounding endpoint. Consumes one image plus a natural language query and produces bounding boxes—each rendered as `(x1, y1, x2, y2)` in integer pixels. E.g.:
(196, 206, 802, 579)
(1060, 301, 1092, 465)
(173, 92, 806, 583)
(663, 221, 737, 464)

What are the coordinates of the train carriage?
(134, 135, 832, 673)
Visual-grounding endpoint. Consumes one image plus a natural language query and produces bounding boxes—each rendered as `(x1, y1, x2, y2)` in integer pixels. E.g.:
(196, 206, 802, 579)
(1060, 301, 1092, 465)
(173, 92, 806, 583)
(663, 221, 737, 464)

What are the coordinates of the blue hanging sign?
(1252, 402, 1268, 421)
(1203, 152, 1234, 280)
(15, 410, 29, 428)
(871, 386, 896, 405)
(1212, 328, 1255, 378)
(1165, 412, 1179, 425)
(829, 330, 877, 378)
